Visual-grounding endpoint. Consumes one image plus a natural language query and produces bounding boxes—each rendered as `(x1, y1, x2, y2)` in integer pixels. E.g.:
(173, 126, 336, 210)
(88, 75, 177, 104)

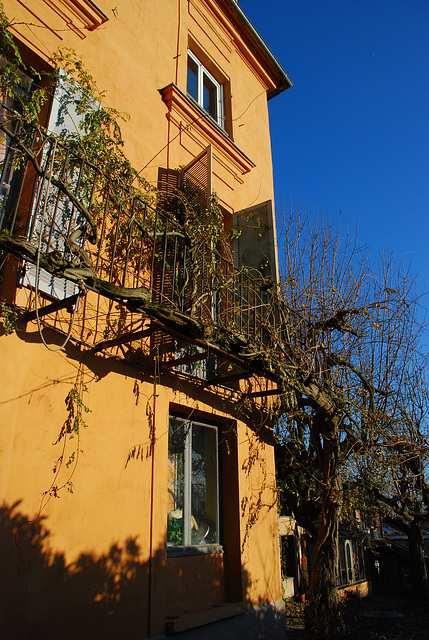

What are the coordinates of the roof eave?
(222, 0, 293, 98)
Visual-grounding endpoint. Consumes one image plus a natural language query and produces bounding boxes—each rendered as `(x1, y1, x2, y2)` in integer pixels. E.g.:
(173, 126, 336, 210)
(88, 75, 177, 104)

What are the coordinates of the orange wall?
(0, 328, 282, 637)
(3, 0, 277, 214)
(1, 1, 283, 637)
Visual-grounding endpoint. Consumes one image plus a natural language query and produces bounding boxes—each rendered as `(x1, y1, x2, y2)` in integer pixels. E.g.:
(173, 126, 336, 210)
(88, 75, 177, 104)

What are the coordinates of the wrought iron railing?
(0, 120, 281, 352)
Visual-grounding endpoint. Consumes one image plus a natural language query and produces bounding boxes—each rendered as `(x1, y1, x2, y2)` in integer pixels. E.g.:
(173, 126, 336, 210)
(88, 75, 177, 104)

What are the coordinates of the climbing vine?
(42, 367, 91, 502)
(0, 301, 18, 334)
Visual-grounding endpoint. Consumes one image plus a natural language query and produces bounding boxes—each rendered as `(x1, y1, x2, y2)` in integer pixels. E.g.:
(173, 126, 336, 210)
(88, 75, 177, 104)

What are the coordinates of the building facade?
(278, 516, 371, 602)
(0, 1, 292, 638)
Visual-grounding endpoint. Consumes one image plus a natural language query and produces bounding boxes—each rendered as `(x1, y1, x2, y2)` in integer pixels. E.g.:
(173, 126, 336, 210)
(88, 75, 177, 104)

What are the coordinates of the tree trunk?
(408, 519, 429, 599)
(305, 427, 342, 639)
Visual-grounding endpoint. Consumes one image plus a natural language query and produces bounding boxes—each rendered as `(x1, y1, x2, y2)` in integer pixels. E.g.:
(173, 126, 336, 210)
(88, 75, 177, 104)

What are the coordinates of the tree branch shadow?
(0, 500, 154, 640)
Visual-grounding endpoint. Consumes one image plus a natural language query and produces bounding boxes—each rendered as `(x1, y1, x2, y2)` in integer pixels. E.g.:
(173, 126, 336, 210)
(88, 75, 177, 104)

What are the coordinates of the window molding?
(51, 0, 109, 31)
(159, 83, 255, 179)
(9, 0, 109, 51)
(196, 0, 293, 99)
(167, 543, 223, 557)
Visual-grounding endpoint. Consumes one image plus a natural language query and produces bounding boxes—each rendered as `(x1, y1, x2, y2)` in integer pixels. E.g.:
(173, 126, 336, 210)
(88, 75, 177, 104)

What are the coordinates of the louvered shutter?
(0, 67, 33, 231)
(152, 168, 180, 307)
(177, 147, 215, 377)
(157, 167, 179, 213)
(181, 145, 212, 218)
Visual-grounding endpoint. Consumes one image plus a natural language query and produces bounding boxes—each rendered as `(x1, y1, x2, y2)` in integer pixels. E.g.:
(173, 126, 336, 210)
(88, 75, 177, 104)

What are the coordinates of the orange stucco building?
(0, 1, 292, 638)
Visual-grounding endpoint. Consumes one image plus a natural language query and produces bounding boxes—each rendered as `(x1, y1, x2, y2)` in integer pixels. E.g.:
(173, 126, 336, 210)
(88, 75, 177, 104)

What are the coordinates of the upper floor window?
(187, 50, 225, 130)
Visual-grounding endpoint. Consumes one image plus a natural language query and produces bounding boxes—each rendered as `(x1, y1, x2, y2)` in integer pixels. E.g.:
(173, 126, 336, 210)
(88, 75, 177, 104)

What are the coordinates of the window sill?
(159, 83, 255, 177)
(167, 544, 224, 557)
(185, 93, 228, 138)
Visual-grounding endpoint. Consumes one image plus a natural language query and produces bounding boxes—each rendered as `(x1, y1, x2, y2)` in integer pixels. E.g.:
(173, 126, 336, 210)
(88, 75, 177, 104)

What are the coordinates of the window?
(23, 71, 90, 299)
(0, 61, 33, 223)
(167, 415, 220, 548)
(338, 537, 366, 586)
(187, 50, 225, 129)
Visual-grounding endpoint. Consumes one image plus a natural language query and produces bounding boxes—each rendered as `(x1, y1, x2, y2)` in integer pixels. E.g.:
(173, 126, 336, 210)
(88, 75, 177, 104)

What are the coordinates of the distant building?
(368, 521, 429, 596)
(278, 516, 371, 600)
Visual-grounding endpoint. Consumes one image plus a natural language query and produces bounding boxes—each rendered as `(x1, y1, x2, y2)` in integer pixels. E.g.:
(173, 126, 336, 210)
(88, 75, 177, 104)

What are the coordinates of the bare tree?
(275, 205, 427, 637)
(355, 356, 429, 598)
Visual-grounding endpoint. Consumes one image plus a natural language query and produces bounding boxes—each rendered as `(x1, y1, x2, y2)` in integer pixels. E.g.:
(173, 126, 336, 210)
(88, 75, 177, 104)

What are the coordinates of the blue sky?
(241, 0, 429, 296)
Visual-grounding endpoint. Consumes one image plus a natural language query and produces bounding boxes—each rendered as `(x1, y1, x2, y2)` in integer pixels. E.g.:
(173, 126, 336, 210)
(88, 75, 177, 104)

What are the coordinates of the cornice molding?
(13, 0, 108, 42)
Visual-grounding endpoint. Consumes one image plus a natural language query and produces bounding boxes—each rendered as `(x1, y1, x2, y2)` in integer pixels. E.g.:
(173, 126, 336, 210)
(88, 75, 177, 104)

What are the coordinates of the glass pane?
(346, 542, 353, 582)
(355, 541, 364, 581)
(187, 55, 198, 102)
(191, 424, 218, 545)
(167, 418, 185, 546)
(203, 73, 217, 120)
(338, 541, 347, 585)
(0, 72, 32, 219)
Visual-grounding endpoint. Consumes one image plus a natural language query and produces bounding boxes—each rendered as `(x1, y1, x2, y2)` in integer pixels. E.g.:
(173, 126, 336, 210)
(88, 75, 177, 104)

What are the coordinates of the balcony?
(0, 120, 282, 390)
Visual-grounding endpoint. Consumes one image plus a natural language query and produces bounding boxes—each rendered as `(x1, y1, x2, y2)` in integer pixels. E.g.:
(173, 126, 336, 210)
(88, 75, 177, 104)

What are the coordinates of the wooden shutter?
(181, 145, 212, 217)
(178, 147, 216, 377)
(157, 167, 179, 212)
(152, 167, 180, 306)
(0, 67, 33, 230)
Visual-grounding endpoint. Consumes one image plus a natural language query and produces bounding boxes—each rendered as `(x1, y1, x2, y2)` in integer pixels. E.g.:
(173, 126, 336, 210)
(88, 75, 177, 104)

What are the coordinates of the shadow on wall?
(0, 500, 155, 640)
(1, 501, 287, 640)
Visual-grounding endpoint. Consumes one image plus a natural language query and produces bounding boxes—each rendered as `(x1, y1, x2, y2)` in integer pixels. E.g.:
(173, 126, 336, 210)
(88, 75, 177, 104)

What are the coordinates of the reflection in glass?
(167, 418, 185, 546)
(203, 73, 217, 120)
(187, 55, 198, 102)
(191, 424, 218, 545)
(167, 416, 219, 547)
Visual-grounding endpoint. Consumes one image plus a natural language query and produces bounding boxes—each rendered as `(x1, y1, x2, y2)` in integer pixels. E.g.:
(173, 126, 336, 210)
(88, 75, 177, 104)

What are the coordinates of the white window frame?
(187, 50, 225, 130)
(167, 415, 220, 551)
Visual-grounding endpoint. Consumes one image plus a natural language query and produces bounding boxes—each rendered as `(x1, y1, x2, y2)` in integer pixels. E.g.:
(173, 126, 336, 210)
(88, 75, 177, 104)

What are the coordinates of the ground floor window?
(167, 415, 219, 548)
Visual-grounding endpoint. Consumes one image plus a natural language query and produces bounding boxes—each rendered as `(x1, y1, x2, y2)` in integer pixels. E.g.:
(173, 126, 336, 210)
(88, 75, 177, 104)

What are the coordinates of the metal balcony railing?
(0, 120, 281, 354)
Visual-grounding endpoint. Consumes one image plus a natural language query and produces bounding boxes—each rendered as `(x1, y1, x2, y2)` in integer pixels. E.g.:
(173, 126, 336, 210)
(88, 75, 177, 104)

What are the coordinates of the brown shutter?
(179, 146, 214, 320)
(181, 145, 212, 217)
(157, 167, 179, 212)
(0, 68, 33, 230)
